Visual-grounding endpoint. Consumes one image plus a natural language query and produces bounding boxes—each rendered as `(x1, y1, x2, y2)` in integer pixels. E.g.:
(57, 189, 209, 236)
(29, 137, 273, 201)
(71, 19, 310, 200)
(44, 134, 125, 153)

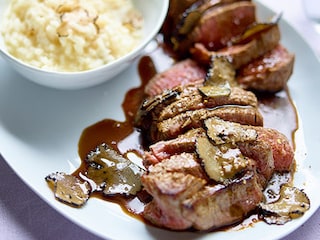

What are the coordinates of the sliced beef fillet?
(140, 117, 294, 230)
(142, 172, 207, 230)
(181, 170, 263, 230)
(143, 128, 206, 167)
(139, 85, 258, 128)
(172, 1, 256, 54)
(143, 117, 293, 183)
(162, 0, 249, 43)
(142, 169, 263, 230)
(237, 130, 295, 187)
(203, 117, 274, 186)
(136, 84, 262, 143)
(190, 24, 281, 69)
(144, 59, 206, 97)
(237, 140, 274, 187)
(147, 152, 207, 179)
(236, 44, 295, 92)
(152, 106, 263, 142)
(254, 127, 294, 171)
(142, 141, 262, 231)
(158, 86, 258, 121)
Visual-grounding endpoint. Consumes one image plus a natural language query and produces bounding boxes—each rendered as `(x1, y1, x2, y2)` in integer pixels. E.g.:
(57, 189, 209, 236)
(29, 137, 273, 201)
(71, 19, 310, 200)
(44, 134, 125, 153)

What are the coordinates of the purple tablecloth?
(1, 0, 319, 239)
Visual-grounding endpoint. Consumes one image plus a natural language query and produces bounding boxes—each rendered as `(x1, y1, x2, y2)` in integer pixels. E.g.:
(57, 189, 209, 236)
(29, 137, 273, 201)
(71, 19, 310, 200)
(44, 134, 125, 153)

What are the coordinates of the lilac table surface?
(1, 0, 319, 239)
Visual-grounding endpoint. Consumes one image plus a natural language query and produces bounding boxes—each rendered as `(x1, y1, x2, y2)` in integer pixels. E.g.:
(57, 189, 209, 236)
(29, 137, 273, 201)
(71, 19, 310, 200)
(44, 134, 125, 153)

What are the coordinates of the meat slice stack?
(159, 0, 294, 93)
(141, 117, 294, 230)
(136, 84, 263, 143)
(135, 0, 296, 231)
(137, 82, 294, 230)
(165, 0, 257, 54)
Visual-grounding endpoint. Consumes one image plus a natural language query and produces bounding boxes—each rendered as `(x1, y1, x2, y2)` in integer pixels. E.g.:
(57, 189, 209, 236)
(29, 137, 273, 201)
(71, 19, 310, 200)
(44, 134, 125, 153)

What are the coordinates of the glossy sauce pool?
(75, 39, 299, 227)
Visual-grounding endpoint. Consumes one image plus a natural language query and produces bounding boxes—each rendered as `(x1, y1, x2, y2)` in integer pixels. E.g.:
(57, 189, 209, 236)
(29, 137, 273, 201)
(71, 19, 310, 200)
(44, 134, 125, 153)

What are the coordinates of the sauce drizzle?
(74, 40, 299, 225)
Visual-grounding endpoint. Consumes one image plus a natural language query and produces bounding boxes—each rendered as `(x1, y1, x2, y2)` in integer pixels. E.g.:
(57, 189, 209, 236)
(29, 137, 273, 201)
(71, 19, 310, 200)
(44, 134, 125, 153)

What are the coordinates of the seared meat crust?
(173, 1, 256, 53)
(237, 44, 295, 92)
(136, 84, 262, 143)
(142, 169, 263, 230)
(152, 106, 263, 142)
(182, 171, 263, 230)
(142, 172, 206, 230)
(158, 86, 258, 121)
(191, 24, 281, 69)
(162, 0, 251, 45)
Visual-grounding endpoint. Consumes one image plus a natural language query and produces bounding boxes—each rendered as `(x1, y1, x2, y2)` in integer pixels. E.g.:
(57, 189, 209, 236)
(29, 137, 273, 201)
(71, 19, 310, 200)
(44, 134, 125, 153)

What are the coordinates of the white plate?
(0, 1, 319, 240)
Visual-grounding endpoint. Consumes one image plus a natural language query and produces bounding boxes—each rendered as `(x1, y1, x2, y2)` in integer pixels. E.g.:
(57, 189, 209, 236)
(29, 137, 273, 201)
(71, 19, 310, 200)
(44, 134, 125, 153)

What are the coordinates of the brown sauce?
(74, 52, 163, 221)
(77, 46, 169, 158)
(74, 39, 299, 226)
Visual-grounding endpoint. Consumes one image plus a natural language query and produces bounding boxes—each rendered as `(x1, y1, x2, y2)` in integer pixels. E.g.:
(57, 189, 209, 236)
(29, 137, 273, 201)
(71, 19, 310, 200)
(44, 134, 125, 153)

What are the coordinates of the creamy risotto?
(1, 0, 143, 71)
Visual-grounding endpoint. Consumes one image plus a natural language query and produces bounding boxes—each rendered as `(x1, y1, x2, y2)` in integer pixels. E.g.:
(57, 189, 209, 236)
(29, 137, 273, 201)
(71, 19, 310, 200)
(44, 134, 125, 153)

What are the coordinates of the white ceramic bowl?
(0, 0, 169, 90)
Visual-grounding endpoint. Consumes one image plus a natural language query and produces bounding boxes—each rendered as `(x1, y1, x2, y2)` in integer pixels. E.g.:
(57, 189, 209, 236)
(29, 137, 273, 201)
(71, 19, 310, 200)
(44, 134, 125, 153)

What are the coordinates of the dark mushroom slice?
(85, 143, 145, 196)
(45, 172, 90, 207)
(259, 184, 310, 225)
(134, 88, 180, 129)
(204, 117, 257, 145)
(198, 56, 236, 98)
(204, 56, 236, 86)
(139, 89, 180, 115)
(196, 136, 251, 183)
(198, 85, 231, 98)
(262, 172, 292, 203)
